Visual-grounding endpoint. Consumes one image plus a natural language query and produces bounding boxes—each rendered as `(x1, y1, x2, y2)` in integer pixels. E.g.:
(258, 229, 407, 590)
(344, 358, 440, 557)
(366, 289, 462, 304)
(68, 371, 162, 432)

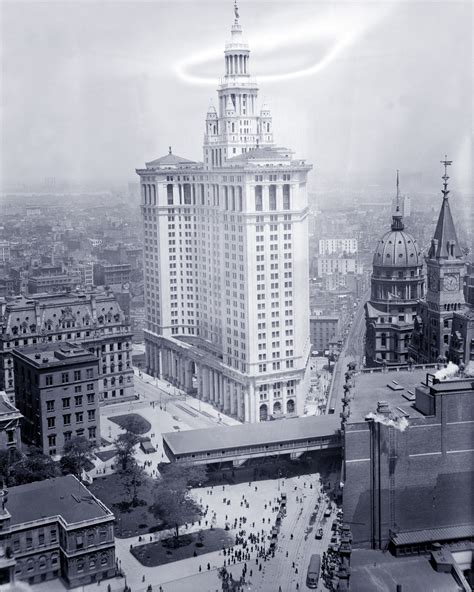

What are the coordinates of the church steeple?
(428, 157, 463, 260)
(391, 170, 405, 231)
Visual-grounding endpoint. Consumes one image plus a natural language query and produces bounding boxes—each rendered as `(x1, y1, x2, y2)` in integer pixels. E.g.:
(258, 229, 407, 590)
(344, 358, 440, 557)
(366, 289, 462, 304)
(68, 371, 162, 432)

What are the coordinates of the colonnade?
(145, 341, 254, 422)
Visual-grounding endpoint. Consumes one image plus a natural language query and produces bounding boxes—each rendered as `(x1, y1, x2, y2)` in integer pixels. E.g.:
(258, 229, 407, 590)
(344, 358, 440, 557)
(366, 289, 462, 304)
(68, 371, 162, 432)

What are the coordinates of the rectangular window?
(63, 414, 71, 426)
(47, 417, 55, 429)
(74, 370, 81, 381)
(87, 393, 95, 404)
(61, 373, 69, 384)
(46, 400, 55, 412)
(87, 409, 95, 421)
(255, 185, 263, 211)
(62, 397, 70, 408)
(76, 412, 83, 423)
(86, 368, 93, 379)
(45, 375, 53, 386)
(74, 385, 82, 393)
(75, 395, 83, 406)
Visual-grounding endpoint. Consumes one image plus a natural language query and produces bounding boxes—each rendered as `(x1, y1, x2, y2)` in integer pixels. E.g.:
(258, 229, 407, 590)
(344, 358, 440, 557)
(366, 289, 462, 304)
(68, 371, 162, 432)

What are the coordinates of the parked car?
(324, 508, 332, 518)
(315, 528, 323, 540)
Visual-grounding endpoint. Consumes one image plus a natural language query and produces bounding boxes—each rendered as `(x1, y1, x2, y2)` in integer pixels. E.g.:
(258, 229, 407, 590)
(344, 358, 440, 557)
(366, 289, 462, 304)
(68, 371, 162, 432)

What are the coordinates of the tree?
(151, 462, 207, 542)
(115, 431, 139, 472)
(60, 436, 94, 479)
(123, 461, 145, 507)
(9, 448, 58, 485)
(0, 448, 22, 488)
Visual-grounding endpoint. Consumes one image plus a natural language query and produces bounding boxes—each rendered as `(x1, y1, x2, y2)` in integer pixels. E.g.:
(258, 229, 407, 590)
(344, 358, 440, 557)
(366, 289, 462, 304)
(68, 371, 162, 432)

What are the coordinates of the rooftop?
(7, 475, 113, 526)
(163, 414, 341, 455)
(348, 367, 474, 423)
(349, 549, 461, 592)
(12, 343, 98, 369)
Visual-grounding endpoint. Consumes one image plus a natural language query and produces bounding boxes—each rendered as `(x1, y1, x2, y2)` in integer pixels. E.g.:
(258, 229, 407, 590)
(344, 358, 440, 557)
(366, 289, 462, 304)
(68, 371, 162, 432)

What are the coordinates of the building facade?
(410, 160, 467, 364)
(343, 370, 474, 552)
(137, 7, 311, 422)
(0, 291, 134, 405)
(365, 176, 424, 366)
(13, 344, 101, 456)
(310, 315, 340, 354)
(0, 475, 115, 588)
(318, 238, 358, 256)
(0, 392, 22, 456)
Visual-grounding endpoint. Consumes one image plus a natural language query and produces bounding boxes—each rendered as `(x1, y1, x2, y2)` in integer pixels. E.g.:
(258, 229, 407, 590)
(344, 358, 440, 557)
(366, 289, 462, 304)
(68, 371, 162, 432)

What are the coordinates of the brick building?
(0, 475, 115, 587)
(0, 291, 134, 405)
(13, 344, 100, 457)
(342, 367, 474, 553)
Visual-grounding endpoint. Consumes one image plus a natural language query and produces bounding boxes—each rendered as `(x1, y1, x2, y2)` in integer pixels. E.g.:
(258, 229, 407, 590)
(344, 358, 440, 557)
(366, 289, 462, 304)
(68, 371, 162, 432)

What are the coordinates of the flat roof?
(163, 414, 341, 456)
(349, 368, 474, 423)
(7, 475, 112, 526)
(348, 368, 430, 423)
(349, 549, 459, 592)
(12, 344, 97, 369)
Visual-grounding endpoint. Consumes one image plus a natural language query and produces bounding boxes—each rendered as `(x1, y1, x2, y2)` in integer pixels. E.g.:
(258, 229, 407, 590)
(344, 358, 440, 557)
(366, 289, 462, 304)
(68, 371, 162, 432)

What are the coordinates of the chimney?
(376, 401, 390, 415)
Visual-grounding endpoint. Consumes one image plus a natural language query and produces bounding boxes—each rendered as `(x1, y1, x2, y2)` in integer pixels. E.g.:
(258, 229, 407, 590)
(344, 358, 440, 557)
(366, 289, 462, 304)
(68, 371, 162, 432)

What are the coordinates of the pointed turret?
(428, 157, 463, 259)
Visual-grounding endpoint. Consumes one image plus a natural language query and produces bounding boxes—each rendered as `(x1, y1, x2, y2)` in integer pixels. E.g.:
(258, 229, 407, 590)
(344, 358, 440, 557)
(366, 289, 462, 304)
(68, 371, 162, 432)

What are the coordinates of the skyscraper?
(365, 173, 424, 366)
(137, 5, 311, 422)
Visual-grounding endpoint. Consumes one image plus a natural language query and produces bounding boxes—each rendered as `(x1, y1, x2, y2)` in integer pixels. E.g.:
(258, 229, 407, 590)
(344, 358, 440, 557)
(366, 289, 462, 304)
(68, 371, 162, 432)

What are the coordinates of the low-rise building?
(0, 291, 134, 405)
(93, 263, 131, 287)
(13, 344, 100, 457)
(0, 475, 115, 588)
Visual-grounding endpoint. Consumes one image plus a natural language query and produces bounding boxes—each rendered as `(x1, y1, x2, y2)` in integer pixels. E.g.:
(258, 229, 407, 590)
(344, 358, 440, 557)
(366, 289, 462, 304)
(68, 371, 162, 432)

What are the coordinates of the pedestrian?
(207, 562, 210, 570)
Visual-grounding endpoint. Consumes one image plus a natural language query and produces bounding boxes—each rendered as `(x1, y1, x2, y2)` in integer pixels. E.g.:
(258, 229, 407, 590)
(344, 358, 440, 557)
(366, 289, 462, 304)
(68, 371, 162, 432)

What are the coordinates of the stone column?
(230, 384, 237, 416)
(202, 367, 210, 402)
(244, 389, 251, 422)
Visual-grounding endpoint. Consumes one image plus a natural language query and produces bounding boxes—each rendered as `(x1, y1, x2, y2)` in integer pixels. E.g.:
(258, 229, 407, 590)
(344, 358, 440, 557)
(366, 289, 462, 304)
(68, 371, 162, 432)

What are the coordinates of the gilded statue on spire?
(234, 0, 239, 21)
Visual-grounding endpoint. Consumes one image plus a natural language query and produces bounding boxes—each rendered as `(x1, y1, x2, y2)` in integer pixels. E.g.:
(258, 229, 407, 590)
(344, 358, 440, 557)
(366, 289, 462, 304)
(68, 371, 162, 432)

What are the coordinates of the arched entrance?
(259, 404, 268, 421)
(273, 401, 282, 415)
(286, 399, 295, 414)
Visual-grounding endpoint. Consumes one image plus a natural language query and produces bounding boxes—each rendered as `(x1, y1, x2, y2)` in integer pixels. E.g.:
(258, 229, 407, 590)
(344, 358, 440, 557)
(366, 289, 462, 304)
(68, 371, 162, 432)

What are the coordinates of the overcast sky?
(0, 0, 472, 193)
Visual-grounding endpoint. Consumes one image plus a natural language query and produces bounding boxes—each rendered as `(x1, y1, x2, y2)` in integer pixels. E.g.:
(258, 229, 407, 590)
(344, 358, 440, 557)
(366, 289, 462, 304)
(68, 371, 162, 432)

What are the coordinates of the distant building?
(316, 257, 362, 277)
(27, 273, 80, 295)
(310, 315, 340, 353)
(93, 263, 131, 287)
(0, 475, 115, 587)
(318, 238, 357, 255)
(0, 242, 10, 264)
(0, 291, 134, 405)
(13, 343, 100, 456)
(365, 176, 424, 367)
(0, 392, 22, 455)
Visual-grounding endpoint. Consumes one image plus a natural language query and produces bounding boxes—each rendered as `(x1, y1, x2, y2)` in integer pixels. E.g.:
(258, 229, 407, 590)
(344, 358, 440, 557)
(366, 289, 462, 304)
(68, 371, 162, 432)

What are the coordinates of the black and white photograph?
(0, 0, 472, 590)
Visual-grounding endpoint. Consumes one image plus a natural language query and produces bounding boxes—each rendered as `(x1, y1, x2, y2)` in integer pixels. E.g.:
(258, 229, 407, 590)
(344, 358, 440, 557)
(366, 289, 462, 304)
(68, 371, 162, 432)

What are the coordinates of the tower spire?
(391, 169, 404, 231)
(441, 154, 453, 201)
(234, 0, 239, 23)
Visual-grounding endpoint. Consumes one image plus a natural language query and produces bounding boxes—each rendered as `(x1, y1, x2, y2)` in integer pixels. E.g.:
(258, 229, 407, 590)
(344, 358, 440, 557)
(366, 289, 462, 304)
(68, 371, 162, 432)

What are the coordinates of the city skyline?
(1, 0, 472, 194)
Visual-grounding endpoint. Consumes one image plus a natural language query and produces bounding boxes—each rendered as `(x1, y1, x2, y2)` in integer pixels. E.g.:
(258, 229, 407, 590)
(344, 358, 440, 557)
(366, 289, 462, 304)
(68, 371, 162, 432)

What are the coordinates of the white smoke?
(365, 412, 409, 432)
(434, 361, 459, 380)
(464, 361, 474, 377)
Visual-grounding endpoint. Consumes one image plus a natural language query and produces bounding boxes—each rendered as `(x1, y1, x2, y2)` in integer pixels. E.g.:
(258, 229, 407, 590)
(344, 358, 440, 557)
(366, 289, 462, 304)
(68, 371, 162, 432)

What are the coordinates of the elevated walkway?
(163, 414, 341, 466)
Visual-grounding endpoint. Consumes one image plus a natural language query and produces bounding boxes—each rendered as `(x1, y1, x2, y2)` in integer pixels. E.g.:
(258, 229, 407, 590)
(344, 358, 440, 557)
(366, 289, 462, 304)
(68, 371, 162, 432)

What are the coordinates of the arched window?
(167, 184, 173, 205)
(259, 404, 268, 421)
(287, 399, 295, 414)
(283, 185, 290, 210)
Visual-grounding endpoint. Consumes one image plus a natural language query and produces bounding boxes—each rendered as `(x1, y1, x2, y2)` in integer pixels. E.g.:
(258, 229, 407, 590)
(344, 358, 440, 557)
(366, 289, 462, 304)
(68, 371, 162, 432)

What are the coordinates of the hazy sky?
(0, 0, 472, 193)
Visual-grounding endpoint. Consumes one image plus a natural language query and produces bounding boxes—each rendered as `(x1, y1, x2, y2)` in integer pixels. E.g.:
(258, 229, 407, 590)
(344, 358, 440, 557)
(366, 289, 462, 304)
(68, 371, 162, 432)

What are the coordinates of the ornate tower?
(203, 1, 274, 169)
(365, 172, 424, 367)
(412, 158, 466, 363)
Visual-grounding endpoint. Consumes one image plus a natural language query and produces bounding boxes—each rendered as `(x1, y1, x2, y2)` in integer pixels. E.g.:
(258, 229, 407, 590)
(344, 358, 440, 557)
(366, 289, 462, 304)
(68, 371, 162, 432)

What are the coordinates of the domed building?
(365, 174, 424, 367)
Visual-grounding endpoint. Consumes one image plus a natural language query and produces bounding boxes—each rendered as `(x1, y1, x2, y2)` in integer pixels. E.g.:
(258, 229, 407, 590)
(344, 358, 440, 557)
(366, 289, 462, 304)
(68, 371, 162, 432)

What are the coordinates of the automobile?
(330, 536, 338, 544)
(314, 504, 319, 512)
(315, 528, 323, 540)
(324, 508, 332, 518)
(331, 520, 338, 531)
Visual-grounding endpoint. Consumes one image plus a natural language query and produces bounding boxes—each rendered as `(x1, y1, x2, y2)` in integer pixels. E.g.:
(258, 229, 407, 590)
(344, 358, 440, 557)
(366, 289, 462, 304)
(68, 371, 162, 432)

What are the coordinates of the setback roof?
(146, 152, 196, 168)
(163, 414, 341, 455)
(226, 147, 292, 162)
(7, 475, 113, 526)
(391, 524, 474, 546)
